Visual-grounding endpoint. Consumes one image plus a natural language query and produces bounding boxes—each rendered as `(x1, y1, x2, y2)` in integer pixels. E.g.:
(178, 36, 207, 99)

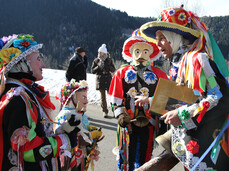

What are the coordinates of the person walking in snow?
(91, 44, 115, 118)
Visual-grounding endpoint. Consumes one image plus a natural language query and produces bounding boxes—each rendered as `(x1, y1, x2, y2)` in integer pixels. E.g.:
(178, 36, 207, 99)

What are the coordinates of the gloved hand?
(98, 60, 104, 69)
(66, 126, 80, 148)
(90, 130, 102, 139)
(62, 114, 81, 133)
(118, 114, 131, 128)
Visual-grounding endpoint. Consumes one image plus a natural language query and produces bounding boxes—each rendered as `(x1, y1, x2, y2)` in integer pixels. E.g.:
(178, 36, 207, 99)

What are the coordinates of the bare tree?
(160, 0, 204, 16)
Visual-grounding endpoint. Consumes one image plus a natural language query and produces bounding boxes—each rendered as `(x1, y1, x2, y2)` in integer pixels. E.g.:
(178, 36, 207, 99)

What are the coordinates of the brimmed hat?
(122, 29, 161, 62)
(140, 7, 200, 44)
(0, 34, 43, 74)
(60, 79, 88, 106)
(75, 47, 86, 54)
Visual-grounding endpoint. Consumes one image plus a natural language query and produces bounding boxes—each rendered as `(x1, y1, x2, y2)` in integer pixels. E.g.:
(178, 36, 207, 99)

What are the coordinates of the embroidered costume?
(54, 80, 102, 171)
(0, 35, 78, 170)
(140, 6, 229, 170)
(108, 30, 168, 171)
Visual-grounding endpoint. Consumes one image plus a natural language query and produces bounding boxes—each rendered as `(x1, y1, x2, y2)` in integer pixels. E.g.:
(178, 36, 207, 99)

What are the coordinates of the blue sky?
(91, 0, 229, 18)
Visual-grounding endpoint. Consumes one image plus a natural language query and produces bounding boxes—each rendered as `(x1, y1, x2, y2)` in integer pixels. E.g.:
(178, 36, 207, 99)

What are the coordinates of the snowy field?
(38, 68, 102, 105)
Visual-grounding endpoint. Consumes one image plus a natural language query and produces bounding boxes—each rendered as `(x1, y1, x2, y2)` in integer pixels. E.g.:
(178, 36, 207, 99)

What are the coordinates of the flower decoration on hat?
(0, 48, 22, 72)
(140, 6, 200, 44)
(13, 34, 37, 52)
(122, 29, 161, 63)
(0, 40, 4, 50)
(0, 34, 43, 74)
(61, 79, 88, 106)
(0, 34, 18, 50)
(159, 7, 191, 27)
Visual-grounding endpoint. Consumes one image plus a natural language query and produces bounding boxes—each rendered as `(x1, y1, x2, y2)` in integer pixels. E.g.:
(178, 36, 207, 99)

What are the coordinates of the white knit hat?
(98, 44, 107, 53)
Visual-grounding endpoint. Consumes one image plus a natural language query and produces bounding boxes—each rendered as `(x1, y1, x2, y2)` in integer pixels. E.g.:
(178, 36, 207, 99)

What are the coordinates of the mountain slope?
(0, 0, 228, 70)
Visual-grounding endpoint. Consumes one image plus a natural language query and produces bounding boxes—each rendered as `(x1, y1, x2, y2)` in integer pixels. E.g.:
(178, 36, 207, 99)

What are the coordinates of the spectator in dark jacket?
(91, 44, 115, 118)
(66, 47, 88, 82)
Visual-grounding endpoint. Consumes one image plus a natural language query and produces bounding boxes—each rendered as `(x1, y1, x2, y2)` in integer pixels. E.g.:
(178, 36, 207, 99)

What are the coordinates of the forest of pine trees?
(0, 0, 228, 71)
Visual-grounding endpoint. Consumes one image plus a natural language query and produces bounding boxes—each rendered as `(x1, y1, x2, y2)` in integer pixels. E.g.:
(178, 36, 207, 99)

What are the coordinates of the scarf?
(19, 78, 55, 110)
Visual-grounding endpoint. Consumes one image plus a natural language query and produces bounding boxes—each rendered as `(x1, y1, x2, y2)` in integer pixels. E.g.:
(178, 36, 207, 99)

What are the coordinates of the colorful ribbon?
(190, 118, 229, 171)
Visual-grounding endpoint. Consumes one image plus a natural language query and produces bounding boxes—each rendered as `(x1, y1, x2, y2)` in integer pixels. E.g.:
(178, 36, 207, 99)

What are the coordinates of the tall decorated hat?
(122, 29, 161, 63)
(60, 79, 88, 106)
(140, 6, 200, 44)
(0, 34, 43, 75)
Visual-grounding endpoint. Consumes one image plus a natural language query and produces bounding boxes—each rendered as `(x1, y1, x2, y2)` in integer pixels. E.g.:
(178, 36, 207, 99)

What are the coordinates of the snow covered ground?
(38, 68, 102, 105)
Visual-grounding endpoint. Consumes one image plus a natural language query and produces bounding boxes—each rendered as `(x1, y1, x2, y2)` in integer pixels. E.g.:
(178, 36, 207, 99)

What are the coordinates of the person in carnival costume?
(54, 79, 103, 171)
(136, 5, 229, 171)
(108, 29, 168, 171)
(0, 34, 81, 170)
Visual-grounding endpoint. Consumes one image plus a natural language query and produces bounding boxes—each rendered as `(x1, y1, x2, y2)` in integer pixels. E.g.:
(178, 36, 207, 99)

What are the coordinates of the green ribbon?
(208, 30, 229, 77)
(199, 70, 206, 92)
(24, 150, 35, 162)
(207, 75, 217, 89)
(210, 118, 227, 163)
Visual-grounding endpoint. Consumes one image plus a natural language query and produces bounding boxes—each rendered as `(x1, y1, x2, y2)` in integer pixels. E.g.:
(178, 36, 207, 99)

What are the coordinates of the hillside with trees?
(0, 0, 228, 71)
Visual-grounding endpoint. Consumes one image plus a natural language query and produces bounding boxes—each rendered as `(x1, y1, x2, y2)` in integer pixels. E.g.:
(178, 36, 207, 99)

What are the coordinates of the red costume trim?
(11, 136, 45, 151)
(0, 95, 10, 170)
(108, 65, 168, 100)
(145, 125, 154, 162)
(55, 135, 62, 157)
(20, 78, 55, 110)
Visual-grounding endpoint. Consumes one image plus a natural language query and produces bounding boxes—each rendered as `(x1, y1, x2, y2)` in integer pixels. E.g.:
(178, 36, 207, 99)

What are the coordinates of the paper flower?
(61, 79, 88, 106)
(11, 126, 30, 148)
(125, 69, 137, 83)
(143, 71, 157, 84)
(168, 9, 176, 16)
(181, 109, 190, 120)
(172, 141, 185, 156)
(1, 34, 17, 43)
(79, 80, 88, 87)
(0, 47, 22, 66)
(186, 140, 200, 154)
(175, 10, 190, 26)
(0, 39, 4, 50)
(13, 38, 37, 52)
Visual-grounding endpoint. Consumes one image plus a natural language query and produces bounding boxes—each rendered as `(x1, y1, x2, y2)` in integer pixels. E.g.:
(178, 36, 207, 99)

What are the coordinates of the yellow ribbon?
(193, 105, 204, 117)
